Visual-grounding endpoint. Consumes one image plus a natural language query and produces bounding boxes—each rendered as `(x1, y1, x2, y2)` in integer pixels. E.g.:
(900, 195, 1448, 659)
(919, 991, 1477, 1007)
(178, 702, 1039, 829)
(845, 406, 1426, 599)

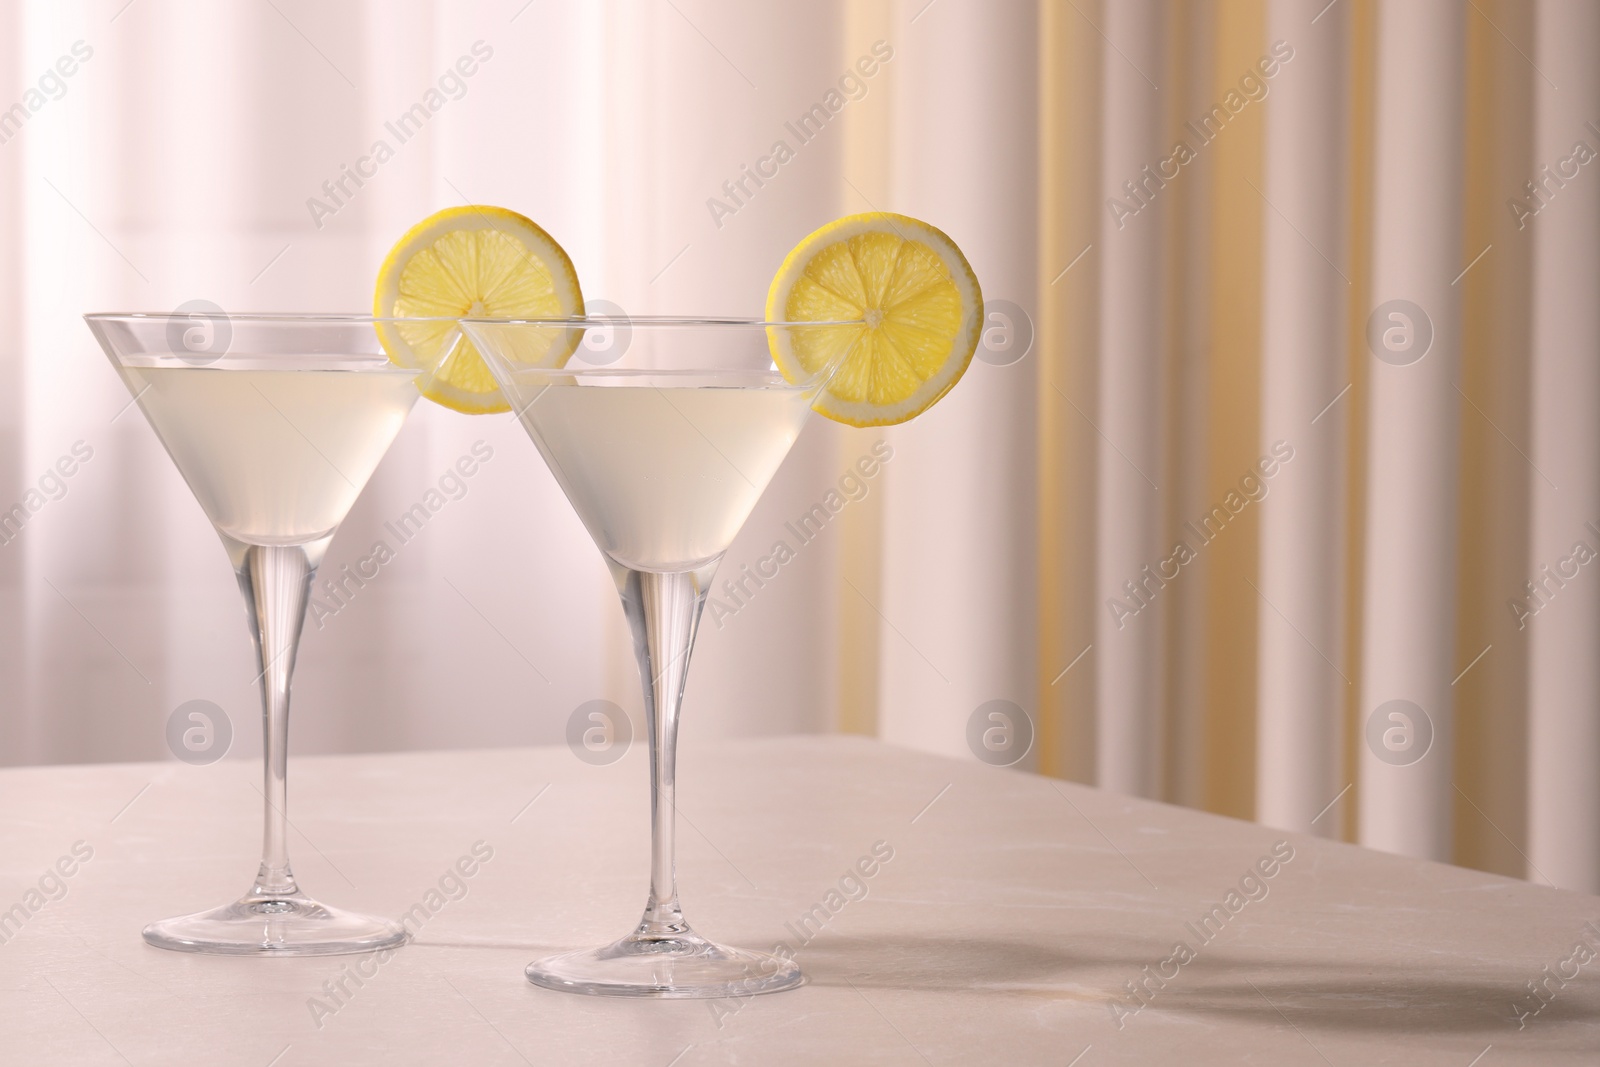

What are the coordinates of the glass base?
(527, 930, 803, 999)
(142, 893, 410, 957)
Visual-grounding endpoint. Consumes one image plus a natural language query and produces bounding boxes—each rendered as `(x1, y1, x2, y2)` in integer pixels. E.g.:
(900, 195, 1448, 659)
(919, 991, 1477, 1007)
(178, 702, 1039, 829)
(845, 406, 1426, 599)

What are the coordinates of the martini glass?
(463, 316, 855, 998)
(85, 312, 451, 955)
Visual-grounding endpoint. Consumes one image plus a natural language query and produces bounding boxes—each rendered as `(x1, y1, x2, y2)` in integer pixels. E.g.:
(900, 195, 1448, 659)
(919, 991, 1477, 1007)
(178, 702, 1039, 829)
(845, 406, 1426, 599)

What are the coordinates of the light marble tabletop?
(0, 734, 1595, 1065)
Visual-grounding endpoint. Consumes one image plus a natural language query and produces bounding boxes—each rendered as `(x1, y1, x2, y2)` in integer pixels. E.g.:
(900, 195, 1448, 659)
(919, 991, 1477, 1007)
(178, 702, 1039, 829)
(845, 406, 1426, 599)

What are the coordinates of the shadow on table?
(798, 933, 1600, 1035)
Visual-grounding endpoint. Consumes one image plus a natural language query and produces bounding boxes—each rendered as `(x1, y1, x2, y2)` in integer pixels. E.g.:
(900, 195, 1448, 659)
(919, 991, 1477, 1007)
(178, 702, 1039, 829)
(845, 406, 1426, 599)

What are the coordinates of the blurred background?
(1, 0, 1597, 893)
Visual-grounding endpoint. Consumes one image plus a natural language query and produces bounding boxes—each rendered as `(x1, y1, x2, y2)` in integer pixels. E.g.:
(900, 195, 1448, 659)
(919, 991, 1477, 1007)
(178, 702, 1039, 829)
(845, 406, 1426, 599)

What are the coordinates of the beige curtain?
(1012, 0, 1599, 890)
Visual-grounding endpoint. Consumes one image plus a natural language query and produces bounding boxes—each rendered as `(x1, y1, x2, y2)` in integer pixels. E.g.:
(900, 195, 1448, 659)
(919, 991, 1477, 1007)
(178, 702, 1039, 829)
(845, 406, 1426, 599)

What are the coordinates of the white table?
(0, 736, 1595, 1064)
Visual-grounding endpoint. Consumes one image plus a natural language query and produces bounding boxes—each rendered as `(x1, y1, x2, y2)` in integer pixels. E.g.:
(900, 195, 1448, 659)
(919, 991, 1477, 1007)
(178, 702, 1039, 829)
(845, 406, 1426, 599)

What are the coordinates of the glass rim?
(461, 315, 865, 329)
(83, 312, 465, 325)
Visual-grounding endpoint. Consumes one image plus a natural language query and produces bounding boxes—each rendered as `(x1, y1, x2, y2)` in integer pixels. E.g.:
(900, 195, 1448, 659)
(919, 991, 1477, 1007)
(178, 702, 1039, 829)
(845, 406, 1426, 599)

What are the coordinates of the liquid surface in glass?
(127, 366, 418, 545)
(516, 380, 812, 572)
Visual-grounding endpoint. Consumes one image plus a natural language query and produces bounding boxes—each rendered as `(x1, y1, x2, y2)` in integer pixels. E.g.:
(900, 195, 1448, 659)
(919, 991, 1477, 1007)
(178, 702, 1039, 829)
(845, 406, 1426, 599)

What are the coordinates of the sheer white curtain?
(876, 0, 1039, 762)
(0, 0, 854, 767)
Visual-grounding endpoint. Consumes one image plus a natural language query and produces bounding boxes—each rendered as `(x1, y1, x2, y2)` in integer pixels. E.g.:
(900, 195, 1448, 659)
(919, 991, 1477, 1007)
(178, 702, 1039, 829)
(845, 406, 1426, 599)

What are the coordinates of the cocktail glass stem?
(234, 540, 323, 901)
(523, 559, 800, 996)
(136, 535, 409, 955)
(624, 566, 710, 941)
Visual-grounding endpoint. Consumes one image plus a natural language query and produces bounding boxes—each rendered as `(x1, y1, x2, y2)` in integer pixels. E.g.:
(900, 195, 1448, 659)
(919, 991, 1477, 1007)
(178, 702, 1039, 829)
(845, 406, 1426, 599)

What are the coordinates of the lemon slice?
(374, 205, 583, 414)
(766, 212, 982, 426)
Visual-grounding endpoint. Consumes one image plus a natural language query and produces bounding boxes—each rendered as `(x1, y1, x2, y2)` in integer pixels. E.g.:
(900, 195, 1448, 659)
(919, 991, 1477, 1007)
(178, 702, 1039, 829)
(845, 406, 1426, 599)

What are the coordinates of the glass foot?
(527, 930, 803, 999)
(142, 893, 410, 956)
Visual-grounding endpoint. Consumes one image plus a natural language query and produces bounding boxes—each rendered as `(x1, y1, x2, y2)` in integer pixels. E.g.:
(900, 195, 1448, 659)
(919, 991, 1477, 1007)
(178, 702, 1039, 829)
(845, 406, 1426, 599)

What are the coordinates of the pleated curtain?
(1029, 0, 1600, 893)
